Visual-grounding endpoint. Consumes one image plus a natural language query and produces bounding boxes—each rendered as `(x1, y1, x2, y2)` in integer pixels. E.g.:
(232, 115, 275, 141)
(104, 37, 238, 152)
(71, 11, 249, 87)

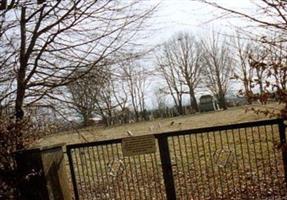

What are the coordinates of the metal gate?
(67, 119, 287, 199)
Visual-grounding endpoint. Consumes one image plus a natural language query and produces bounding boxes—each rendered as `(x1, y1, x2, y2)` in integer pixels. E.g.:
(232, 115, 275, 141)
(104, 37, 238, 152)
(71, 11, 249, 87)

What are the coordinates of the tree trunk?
(190, 90, 199, 112)
(217, 92, 227, 110)
(178, 100, 184, 115)
(15, 7, 27, 121)
(102, 116, 110, 126)
(15, 88, 25, 120)
(259, 81, 264, 94)
(216, 69, 227, 110)
(82, 111, 93, 127)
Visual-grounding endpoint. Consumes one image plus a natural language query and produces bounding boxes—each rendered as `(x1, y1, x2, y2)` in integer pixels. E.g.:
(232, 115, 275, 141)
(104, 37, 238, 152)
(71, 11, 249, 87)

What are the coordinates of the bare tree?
(195, 0, 287, 117)
(66, 66, 109, 126)
(232, 33, 274, 103)
(267, 40, 287, 91)
(156, 55, 185, 115)
(201, 32, 233, 110)
(120, 61, 149, 121)
(93, 80, 115, 126)
(0, 3, 15, 113)
(154, 87, 167, 111)
(247, 36, 287, 103)
(248, 45, 269, 95)
(194, 0, 287, 36)
(0, 1, 156, 120)
(111, 78, 130, 124)
(156, 32, 203, 113)
(153, 87, 168, 118)
(67, 56, 152, 126)
(67, 63, 134, 126)
(232, 33, 254, 103)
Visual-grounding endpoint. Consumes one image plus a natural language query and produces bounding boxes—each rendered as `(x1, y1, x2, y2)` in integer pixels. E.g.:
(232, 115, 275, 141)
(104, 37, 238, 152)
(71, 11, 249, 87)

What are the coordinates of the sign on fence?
(121, 135, 156, 156)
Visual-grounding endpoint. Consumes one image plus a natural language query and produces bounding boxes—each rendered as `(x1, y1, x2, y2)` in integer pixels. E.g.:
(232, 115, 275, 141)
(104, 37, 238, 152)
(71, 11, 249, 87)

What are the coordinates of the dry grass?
(36, 103, 282, 147)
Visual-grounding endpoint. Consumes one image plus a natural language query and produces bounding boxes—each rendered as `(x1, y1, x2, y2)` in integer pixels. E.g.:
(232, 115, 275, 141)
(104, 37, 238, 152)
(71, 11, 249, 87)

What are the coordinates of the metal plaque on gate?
(122, 135, 156, 156)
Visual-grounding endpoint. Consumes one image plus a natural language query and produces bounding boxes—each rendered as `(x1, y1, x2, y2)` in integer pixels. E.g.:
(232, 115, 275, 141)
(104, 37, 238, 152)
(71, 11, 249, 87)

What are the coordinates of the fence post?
(158, 136, 177, 200)
(15, 148, 49, 200)
(278, 118, 287, 184)
(15, 143, 72, 200)
(66, 146, 80, 200)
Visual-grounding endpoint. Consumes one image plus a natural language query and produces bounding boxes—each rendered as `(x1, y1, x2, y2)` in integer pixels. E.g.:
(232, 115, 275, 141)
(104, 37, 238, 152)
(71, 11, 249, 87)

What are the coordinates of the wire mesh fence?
(168, 125, 286, 199)
(67, 119, 287, 200)
(67, 139, 166, 200)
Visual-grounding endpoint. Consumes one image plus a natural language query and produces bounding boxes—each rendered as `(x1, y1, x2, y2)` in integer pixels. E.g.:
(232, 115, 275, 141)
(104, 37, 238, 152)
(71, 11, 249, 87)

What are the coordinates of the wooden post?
(15, 143, 72, 200)
(15, 148, 48, 200)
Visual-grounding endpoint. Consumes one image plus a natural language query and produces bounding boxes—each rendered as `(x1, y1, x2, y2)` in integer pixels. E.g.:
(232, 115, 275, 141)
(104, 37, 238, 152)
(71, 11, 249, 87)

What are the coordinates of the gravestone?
(199, 95, 215, 112)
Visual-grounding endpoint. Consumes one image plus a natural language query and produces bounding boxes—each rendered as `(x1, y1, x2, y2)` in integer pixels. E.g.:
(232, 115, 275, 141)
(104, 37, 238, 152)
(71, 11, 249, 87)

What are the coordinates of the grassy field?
(54, 103, 287, 200)
(37, 103, 281, 147)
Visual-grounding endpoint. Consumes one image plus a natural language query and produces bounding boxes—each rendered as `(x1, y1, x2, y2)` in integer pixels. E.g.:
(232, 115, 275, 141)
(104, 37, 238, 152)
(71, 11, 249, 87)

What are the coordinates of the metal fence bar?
(250, 126, 261, 199)
(170, 136, 181, 198)
(154, 119, 283, 138)
(195, 132, 206, 200)
(152, 152, 166, 199)
(271, 125, 284, 198)
(188, 134, 201, 199)
(158, 136, 176, 200)
(182, 135, 195, 199)
(94, 146, 108, 199)
(114, 144, 127, 200)
(131, 155, 143, 199)
(279, 119, 287, 185)
(257, 126, 267, 198)
(201, 132, 212, 198)
(263, 125, 275, 197)
(66, 148, 80, 200)
(89, 147, 102, 199)
(75, 149, 85, 199)
(127, 155, 137, 199)
(230, 129, 243, 199)
(243, 127, 256, 199)
(86, 147, 96, 197)
(105, 144, 118, 199)
(218, 130, 231, 197)
(206, 131, 218, 199)
(149, 154, 160, 199)
(80, 147, 92, 199)
(137, 154, 148, 199)
(223, 129, 236, 198)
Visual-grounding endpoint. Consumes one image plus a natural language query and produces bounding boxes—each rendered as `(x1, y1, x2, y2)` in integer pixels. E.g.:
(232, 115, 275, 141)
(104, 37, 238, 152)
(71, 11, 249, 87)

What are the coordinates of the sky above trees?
(147, 0, 254, 45)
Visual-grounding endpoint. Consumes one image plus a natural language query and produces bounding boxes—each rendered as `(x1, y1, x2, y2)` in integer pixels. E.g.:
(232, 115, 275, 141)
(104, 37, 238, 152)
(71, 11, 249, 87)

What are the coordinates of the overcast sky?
(148, 0, 255, 45)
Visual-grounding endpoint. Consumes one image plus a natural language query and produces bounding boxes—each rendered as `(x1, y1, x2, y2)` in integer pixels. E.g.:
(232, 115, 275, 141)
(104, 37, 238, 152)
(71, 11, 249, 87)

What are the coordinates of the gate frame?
(66, 118, 287, 200)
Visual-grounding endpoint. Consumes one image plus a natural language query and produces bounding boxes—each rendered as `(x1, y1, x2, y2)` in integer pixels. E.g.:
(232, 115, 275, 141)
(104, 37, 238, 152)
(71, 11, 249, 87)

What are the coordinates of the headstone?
(127, 130, 133, 136)
(157, 122, 161, 129)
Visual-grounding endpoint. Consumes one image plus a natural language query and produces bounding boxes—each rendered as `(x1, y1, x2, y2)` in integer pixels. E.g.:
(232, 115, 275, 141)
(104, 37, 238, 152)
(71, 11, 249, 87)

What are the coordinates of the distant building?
(199, 95, 217, 112)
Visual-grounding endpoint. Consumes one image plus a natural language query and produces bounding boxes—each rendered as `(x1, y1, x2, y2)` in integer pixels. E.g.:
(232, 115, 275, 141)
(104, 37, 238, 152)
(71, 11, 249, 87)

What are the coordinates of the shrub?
(0, 117, 38, 199)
